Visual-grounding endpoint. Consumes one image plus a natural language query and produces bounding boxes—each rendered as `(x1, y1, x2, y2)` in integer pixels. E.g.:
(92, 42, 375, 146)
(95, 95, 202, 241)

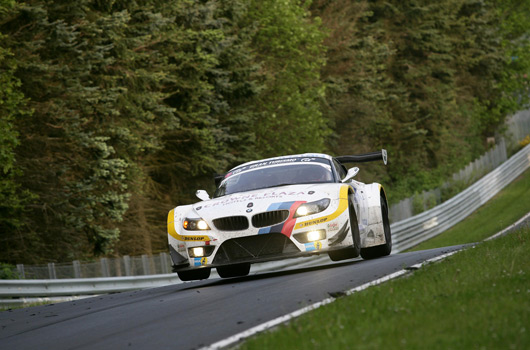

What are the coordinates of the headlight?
(293, 229, 326, 243)
(183, 218, 210, 231)
(294, 198, 331, 218)
(188, 246, 215, 257)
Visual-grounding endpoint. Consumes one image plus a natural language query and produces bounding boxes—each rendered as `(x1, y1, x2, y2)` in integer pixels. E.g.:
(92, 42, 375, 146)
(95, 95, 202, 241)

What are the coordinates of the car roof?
(229, 153, 333, 173)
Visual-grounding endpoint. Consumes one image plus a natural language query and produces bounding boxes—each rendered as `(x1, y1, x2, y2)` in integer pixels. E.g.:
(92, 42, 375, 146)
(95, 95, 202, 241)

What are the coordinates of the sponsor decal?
(196, 206, 202, 211)
(247, 202, 253, 207)
(200, 191, 310, 209)
(194, 257, 208, 266)
(249, 158, 297, 169)
(181, 236, 209, 242)
(226, 157, 330, 178)
(308, 191, 315, 195)
(327, 222, 339, 231)
(304, 241, 322, 251)
(328, 221, 349, 246)
(298, 217, 328, 228)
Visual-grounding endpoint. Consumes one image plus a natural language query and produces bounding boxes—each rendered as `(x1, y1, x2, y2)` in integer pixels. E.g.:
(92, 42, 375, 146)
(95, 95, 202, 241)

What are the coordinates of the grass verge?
(411, 168, 530, 251)
(239, 227, 530, 350)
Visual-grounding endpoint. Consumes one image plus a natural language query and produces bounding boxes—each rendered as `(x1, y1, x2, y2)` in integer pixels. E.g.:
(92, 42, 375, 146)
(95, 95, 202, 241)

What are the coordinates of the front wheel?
(360, 194, 392, 259)
(328, 194, 360, 261)
(177, 268, 211, 281)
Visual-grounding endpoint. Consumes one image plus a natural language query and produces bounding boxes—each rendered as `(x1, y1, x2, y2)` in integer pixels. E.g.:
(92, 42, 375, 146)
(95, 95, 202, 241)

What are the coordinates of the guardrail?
(0, 257, 321, 306)
(1, 143, 529, 305)
(391, 143, 530, 252)
(0, 274, 181, 298)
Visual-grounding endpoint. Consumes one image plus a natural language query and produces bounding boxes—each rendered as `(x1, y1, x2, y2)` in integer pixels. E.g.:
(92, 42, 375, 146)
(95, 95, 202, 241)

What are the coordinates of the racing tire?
(328, 194, 361, 261)
(360, 194, 392, 260)
(177, 268, 211, 281)
(217, 263, 251, 278)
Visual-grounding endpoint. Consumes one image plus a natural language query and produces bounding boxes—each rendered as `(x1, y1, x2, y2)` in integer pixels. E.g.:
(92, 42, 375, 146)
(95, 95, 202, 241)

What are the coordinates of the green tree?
(0, 0, 328, 262)
(0, 1, 33, 258)
(244, 0, 329, 157)
(312, 0, 528, 200)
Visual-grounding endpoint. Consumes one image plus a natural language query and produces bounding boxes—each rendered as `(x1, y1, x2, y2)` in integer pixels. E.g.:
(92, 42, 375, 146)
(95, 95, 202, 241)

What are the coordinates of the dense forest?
(1, 0, 529, 264)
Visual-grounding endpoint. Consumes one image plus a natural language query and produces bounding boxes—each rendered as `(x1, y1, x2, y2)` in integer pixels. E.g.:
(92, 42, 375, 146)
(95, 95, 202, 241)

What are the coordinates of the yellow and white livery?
(167, 151, 391, 281)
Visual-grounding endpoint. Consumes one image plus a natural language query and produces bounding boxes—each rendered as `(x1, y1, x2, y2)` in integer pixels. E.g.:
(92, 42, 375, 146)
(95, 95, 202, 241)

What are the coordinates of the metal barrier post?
(16, 264, 25, 279)
(48, 263, 57, 279)
(73, 260, 81, 278)
(100, 258, 110, 277)
(123, 255, 131, 276)
(141, 255, 150, 275)
(160, 252, 169, 274)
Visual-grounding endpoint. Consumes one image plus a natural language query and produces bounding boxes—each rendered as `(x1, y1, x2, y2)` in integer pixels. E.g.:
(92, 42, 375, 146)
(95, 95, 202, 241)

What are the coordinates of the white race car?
(167, 151, 391, 281)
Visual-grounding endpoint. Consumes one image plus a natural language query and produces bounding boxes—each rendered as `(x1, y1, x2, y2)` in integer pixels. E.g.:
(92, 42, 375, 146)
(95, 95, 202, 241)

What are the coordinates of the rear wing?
(335, 149, 387, 165)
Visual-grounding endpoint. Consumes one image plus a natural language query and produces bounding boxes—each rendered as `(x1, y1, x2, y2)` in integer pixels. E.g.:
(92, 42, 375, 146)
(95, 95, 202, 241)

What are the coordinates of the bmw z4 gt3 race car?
(167, 150, 391, 281)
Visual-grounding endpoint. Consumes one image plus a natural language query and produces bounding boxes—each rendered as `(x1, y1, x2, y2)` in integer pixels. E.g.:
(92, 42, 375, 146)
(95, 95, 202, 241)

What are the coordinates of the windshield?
(214, 160, 335, 197)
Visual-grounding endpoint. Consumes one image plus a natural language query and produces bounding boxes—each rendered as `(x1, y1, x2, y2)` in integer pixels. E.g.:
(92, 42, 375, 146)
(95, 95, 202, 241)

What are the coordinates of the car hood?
(192, 183, 339, 219)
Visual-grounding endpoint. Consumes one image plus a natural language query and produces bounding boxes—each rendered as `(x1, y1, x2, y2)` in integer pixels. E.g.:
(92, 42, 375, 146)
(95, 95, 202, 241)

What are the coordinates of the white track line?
(484, 211, 530, 241)
(200, 250, 459, 350)
(202, 212, 530, 350)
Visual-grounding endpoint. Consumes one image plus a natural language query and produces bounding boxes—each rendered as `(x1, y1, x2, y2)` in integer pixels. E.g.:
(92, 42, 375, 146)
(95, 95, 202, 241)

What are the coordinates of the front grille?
(213, 216, 249, 231)
(213, 233, 300, 264)
(252, 210, 289, 228)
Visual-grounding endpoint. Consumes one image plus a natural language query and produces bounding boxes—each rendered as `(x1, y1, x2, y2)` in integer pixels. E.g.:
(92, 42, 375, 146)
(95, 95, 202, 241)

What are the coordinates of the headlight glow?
(192, 247, 205, 257)
(183, 218, 210, 231)
(294, 198, 331, 218)
(197, 220, 209, 230)
(306, 230, 323, 242)
(188, 246, 216, 258)
(293, 229, 326, 243)
(296, 206, 309, 216)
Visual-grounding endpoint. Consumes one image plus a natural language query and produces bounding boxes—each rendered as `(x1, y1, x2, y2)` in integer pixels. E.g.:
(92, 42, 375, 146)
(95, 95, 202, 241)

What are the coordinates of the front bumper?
(170, 219, 352, 271)
(169, 186, 352, 270)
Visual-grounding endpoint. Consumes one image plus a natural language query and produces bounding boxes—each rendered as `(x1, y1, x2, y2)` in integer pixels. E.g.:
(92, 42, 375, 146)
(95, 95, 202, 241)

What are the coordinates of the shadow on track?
(180, 257, 366, 291)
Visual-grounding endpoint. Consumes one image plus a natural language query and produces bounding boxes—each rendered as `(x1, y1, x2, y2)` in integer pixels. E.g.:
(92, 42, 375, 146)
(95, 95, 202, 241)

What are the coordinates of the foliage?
(0, 263, 19, 279)
(412, 190, 438, 215)
(0, 1, 33, 245)
(311, 0, 529, 202)
(0, 0, 327, 263)
(0, 0, 528, 263)
(244, 0, 329, 156)
(520, 135, 530, 148)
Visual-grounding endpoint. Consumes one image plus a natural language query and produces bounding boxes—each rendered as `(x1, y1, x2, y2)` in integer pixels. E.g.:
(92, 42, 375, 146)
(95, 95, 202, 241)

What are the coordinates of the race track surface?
(0, 245, 468, 350)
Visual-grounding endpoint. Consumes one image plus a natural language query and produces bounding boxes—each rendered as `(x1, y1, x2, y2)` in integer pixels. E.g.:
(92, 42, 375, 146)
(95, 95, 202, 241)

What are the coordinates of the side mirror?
(341, 167, 359, 183)
(196, 190, 210, 201)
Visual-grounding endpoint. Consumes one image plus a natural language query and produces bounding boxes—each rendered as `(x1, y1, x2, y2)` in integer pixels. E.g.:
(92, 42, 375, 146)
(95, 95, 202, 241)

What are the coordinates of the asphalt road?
(0, 245, 468, 350)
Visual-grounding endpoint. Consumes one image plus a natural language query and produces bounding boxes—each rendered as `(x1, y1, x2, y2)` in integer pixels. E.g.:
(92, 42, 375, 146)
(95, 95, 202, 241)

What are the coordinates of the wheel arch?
(379, 184, 389, 209)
